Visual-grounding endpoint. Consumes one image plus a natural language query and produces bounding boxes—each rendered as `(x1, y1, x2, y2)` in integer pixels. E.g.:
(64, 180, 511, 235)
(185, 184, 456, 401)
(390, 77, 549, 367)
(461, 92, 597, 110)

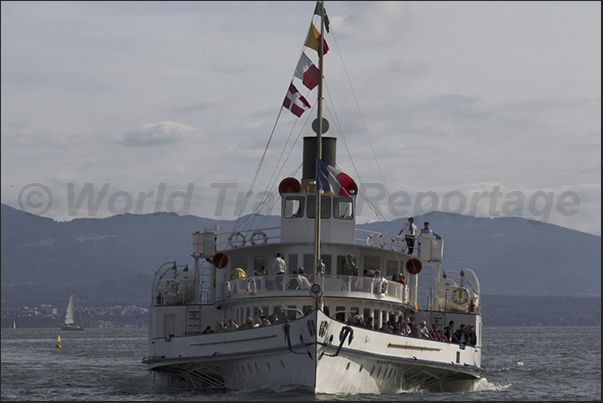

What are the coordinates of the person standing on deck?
(271, 252, 286, 290)
(398, 217, 418, 255)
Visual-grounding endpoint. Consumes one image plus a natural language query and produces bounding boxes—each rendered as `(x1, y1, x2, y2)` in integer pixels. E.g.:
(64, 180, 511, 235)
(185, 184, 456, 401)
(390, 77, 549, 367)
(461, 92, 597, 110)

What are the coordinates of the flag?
(316, 158, 353, 198)
(283, 83, 311, 117)
(305, 23, 329, 55)
(314, 1, 330, 33)
(294, 52, 320, 90)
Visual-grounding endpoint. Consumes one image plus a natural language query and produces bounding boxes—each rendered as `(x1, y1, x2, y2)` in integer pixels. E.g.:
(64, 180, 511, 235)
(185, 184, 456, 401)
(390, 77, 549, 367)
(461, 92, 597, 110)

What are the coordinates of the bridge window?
(334, 197, 353, 219)
(283, 196, 305, 218)
(307, 196, 330, 219)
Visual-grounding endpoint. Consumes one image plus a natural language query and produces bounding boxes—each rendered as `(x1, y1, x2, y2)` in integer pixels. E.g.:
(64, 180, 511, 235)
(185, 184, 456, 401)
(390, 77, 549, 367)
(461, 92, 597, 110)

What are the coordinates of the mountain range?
(1, 203, 600, 313)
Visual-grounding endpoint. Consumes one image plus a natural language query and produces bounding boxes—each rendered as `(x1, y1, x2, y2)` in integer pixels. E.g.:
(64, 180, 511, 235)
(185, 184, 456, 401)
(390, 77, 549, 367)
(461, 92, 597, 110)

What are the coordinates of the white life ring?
(250, 231, 268, 245)
(389, 236, 407, 252)
(247, 279, 257, 295)
(452, 287, 469, 305)
(366, 233, 385, 248)
(227, 231, 247, 248)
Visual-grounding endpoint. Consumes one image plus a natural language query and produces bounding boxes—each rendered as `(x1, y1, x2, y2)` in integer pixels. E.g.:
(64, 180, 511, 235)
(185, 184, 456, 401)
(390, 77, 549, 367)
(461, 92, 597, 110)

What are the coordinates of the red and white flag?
(294, 52, 320, 90)
(283, 83, 311, 117)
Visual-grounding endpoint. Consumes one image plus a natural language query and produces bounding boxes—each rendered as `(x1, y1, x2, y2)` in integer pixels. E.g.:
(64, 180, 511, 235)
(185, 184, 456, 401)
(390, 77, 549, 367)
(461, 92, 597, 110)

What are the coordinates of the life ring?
(452, 287, 469, 305)
(247, 279, 257, 295)
(374, 278, 388, 296)
(366, 233, 385, 248)
(389, 236, 407, 252)
(380, 278, 388, 295)
(250, 231, 268, 245)
(227, 231, 247, 248)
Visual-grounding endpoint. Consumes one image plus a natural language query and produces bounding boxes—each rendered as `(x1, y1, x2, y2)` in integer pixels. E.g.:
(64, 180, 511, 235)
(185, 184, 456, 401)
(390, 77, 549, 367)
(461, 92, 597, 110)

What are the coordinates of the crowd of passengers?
(200, 310, 476, 347)
(200, 309, 289, 334)
(347, 315, 477, 346)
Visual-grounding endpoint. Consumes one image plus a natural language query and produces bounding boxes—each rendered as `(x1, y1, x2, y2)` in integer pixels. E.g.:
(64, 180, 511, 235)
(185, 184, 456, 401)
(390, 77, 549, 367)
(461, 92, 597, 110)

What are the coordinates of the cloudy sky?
(1, 1, 600, 235)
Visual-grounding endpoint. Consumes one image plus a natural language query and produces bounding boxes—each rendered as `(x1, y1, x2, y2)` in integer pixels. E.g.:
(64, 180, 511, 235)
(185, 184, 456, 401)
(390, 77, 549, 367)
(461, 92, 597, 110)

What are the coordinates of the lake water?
(1, 326, 600, 401)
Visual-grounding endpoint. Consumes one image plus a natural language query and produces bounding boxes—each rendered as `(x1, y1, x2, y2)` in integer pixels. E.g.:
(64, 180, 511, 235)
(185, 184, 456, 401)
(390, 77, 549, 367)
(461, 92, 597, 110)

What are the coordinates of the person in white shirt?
(271, 252, 286, 290)
(296, 267, 312, 289)
(418, 321, 431, 339)
(398, 217, 418, 255)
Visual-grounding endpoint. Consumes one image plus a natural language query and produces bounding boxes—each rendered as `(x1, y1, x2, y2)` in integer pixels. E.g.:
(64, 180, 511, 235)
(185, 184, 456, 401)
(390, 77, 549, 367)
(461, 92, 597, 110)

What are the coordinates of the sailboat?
(61, 291, 84, 331)
(144, 1, 483, 394)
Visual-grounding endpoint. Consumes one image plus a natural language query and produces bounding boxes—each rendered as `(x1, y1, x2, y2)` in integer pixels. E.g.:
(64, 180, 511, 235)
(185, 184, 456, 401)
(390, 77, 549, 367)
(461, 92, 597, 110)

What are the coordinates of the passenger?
(372, 270, 387, 294)
(418, 321, 431, 339)
(268, 313, 280, 325)
(409, 324, 420, 338)
(229, 267, 246, 280)
(202, 325, 214, 334)
(453, 324, 467, 344)
(438, 330, 449, 342)
(315, 259, 325, 277)
(259, 316, 270, 327)
(237, 317, 256, 330)
(419, 221, 442, 240)
(253, 309, 265, 326)
(297, 267, 312, 289)
(429, 324, 440, 339)
(343, 254, 358, 276)
(227, 318, 239, 331)
(216, 321, 227, 333)
(365, 316, 374, 330)
(393, 322, 404, 335)
(271, 252, 286, 290)
(466, 324, 477, 346)
(398, 216, 418, 255)
(444, 320, 455, 341)
(399, 274, 407, 285)
(403, 316, 412, 335)
(348, 314, 363, 327)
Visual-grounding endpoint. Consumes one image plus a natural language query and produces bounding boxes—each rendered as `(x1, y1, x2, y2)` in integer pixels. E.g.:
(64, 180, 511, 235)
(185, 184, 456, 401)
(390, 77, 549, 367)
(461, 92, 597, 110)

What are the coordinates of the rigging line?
(261, 101, 315, 211)
(329, 27, 401, 231)
(231, 107, 285, 232)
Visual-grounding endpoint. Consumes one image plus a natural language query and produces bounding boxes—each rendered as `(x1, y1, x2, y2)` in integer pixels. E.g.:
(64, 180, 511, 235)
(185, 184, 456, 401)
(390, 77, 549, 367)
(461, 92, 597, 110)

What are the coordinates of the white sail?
(64, 292, 76, 325)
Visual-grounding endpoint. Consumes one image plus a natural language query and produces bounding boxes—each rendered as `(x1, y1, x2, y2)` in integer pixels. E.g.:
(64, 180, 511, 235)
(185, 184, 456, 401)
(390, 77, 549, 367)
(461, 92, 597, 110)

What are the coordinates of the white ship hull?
(145, 310, 481, 394)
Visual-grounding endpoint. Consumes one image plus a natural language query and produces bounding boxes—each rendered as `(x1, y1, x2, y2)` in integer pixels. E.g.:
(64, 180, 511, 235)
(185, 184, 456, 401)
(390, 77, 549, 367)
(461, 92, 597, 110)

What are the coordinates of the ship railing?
(354, 229, 444, 261)
(221, 274, 410, 303)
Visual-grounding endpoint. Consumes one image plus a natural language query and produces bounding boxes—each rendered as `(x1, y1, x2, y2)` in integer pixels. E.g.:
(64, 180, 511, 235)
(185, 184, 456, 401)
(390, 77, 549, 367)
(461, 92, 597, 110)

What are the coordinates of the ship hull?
(145, 310, 481, 394)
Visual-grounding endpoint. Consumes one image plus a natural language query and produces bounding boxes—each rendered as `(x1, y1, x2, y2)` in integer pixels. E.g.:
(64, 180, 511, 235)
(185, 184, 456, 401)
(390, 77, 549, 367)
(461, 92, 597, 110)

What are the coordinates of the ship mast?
(314, 1, 325, 275)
